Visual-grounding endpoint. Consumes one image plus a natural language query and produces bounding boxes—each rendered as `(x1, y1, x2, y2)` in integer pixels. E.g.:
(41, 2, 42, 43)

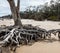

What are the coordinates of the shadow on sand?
(25, 38, 60, 46)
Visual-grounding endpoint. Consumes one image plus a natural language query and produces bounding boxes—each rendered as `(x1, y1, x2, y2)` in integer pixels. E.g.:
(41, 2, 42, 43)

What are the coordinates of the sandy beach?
(1, 19, 60, 30)
(0, 19, 60, 53)
(16, 41, 60, 53)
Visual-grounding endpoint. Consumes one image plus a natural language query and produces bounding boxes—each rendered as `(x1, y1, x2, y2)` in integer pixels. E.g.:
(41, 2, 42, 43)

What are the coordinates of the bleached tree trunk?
(7, 0, 22, 28)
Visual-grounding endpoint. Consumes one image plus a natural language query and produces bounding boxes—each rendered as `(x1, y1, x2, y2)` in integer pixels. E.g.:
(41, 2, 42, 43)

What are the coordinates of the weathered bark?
(7, 0, 22, 28)
(0, 24, 60, 52)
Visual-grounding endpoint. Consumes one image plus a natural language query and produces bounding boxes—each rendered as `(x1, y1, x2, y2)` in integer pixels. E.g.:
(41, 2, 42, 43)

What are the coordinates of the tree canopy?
(20, 0, 60, 21)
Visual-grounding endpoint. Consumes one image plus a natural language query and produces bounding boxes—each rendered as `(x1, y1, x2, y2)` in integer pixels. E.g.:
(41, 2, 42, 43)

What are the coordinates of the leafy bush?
(48, 16, 58, 21)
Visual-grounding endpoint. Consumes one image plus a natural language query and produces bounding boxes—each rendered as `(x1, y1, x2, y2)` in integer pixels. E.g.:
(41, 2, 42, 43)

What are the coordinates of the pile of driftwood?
(0, 25, 60, 53)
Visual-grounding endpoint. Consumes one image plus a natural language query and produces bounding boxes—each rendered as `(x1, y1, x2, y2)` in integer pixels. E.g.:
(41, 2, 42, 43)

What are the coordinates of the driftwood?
(0, 25, 60, 53)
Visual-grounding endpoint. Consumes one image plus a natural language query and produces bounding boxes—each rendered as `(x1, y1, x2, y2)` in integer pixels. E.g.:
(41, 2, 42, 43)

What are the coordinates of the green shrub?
(48, 16, 58, 21)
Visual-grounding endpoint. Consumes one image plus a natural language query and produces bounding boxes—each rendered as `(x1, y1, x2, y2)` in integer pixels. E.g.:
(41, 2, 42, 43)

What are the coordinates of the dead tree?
(7, 0, 22, 28)
(1, 0, 60, 52)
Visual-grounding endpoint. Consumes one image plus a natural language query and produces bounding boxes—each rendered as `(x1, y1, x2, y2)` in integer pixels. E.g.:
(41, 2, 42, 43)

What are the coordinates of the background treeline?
(1, 0, 60, 21)
(20, 0, 60, 21)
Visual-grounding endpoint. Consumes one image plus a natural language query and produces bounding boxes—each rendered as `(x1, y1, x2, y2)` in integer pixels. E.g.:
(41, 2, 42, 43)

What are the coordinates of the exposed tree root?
(0, 25, 60, 53)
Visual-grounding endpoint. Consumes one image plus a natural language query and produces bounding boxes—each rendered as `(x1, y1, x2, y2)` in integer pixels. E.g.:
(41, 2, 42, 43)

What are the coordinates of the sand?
(16, 41, 60, 53)
(0, 19, 60, 53)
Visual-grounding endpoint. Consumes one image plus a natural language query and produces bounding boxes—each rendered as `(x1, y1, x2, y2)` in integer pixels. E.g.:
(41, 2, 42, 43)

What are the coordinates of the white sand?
(0, 19, 60, 53)
(21, 19, 60, 30)
(1, 19, 60, 30)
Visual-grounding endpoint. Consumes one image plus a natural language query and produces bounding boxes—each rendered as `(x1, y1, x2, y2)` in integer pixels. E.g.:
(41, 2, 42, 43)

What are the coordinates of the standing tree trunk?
(7, 0, 22, 28)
